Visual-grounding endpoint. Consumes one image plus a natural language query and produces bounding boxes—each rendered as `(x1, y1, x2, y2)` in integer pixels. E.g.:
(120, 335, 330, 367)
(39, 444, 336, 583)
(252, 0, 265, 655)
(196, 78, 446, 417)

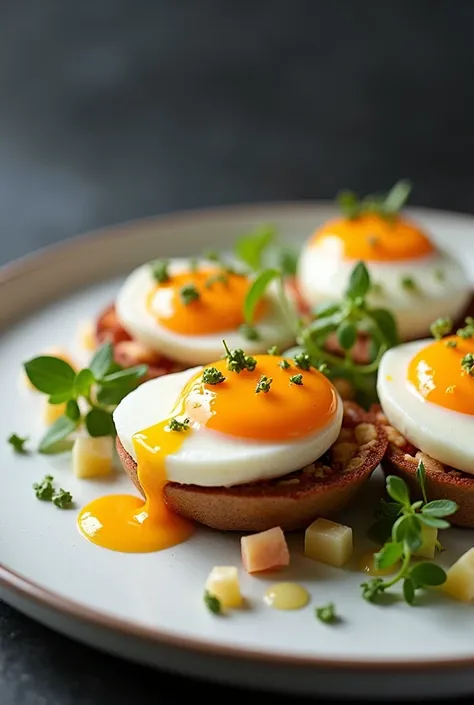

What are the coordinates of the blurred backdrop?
(1, 0, 474, 263)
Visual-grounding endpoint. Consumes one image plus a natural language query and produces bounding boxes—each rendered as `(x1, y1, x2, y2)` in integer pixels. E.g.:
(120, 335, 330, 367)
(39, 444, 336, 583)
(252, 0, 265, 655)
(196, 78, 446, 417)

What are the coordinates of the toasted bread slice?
(116, 401, 387, 532)
(371, 405, 473, 528)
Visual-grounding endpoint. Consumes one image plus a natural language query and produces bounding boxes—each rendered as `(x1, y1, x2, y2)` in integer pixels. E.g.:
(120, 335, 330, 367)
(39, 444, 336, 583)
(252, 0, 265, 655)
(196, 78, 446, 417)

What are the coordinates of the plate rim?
(2, 199, 474, 673)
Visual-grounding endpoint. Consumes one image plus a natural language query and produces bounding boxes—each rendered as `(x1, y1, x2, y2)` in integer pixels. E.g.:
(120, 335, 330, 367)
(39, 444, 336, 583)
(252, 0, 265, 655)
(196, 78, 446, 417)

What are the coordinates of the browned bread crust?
(371, 405, 474, 529)
(116, 401, 387, 532)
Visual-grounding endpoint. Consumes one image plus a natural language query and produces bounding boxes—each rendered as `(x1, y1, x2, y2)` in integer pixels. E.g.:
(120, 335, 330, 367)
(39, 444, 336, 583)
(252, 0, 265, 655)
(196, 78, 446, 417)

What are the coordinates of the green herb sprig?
(337, 180, 412, 221)
(169, 417, 190, 432)
(150, 259, 170, 283)
(430, 317, 453, 340)
(222, 340, 257, 374)
(33, 475, 73, 508)
(362, 463, 458, 605)
(180, 284, 200, 305)
(315, 603, 338, 624)
(202, 367, 226, 385)
(204, 590, 221, 614)
(23, 343, 148, 454)
(255, 375, 272, 393)
(461, 353, 474, 376)
(458, 317, 474, 339)
(8, 433, 29, 454)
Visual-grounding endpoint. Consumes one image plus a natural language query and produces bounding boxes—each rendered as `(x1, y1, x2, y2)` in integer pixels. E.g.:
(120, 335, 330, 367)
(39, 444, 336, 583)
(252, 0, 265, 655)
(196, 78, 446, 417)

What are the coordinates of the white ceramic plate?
(1, 202, 474, 700)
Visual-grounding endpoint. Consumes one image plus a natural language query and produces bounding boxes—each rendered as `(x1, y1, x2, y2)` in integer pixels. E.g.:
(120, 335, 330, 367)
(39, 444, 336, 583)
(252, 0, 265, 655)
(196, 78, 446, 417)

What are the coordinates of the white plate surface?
(1, 202, 474, 699)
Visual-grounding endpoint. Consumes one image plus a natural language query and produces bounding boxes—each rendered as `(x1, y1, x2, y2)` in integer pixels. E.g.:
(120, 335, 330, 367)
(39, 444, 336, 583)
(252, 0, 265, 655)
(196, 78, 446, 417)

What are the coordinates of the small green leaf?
(336, 321, 357, 351)
(89, 342, 114, 380)
(409, 562, 447, 587)
(346, 261, 371, 300)
(314, 301, 341, 319)
(337, 190, 360, 219)
(307, 312, 344, 339)
(234, 224, 277, 271)
(416, 460, 428, 504)
(392, 514, 422, 552)
(374, 541, 403, 570)
(48, 391, 73, 404)
(101, 365, 148, 385)
(85, 409, 115, 437)
(74, 369, 94, 397)
(239, 323, 260, 341)
(243, 268, 280, 324)
(403, 577, 415, 605)
(369, 309, 399, 347)
(66, 399, 81, 421)
(383, 179, 412, 214)
(277, 246, 298, 276)
(418, 515, 450, 530)
(386, 475, 410, 506)
(8, 433, 29, 454)
(24, 356, 75, 395)
(96, 383, 136, 406)
(204, 590, 221, 614)
(422, 499, 459, 518)
(38, 416, 78, 454)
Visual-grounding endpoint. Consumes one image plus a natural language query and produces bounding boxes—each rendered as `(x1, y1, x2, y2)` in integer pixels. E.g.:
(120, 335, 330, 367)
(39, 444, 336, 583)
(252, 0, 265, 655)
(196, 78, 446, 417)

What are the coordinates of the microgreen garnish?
(401, 276, 417, 292)
(222, 340, 257, 374)
(294, 352, 311, 370)
(430, 317, 452, 340)
(52, 488, 73, 509)
(362, 466, 458, 605)
(169, 417, 190, 432)
(204, 590, 221, 614)
(457, 317, 474, 339)
(279, 359, 291, 369)
(290, 374, 303, 385)
(202, 367, 226, 385)
(315, 603, 338, 624)
(23, 343, 148, 453)
(234, 224, 277, 271)
(33, 475, 55, 501)
(180, 284, 200, 305)
(461, 353, 474, 376)
(256, 375, 272, 394)
(445, 340, 457, 348)
(239, 323, 260, 341)
(337, 180, 412, 220)
(205, 273, 229, 288)
(8, 433, 29, 454)
(267, 345, 279, 356)
(150, 259, 170, 283)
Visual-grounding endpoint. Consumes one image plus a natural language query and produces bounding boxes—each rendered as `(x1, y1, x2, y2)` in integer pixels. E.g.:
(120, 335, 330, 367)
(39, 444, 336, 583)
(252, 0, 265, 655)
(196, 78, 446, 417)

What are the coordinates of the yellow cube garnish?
(304, 517, 353, 567)
(72, 436, 114, 479)
(413, 524, 438, 559)
(42, 399, 67, 425)
(205, 566, 243, 608)
(443, 548, 474, 602)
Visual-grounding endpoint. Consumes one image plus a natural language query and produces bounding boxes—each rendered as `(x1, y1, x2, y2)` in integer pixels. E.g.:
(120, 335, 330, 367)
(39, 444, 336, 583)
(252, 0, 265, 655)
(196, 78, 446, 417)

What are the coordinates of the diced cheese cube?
(42, 399, 67, 425)
(443, 548, 474, 602)
(205, 566, 242, 608)
(304, 517, 353, 567)
(413, 524, 438, 559)
(72, 436, 113, 479)
(241, 526, 290, 573)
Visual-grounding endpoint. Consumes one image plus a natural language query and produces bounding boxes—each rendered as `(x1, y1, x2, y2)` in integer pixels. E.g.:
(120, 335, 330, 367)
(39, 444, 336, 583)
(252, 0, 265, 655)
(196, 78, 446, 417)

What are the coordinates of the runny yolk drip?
(407, 336, 474, 415)
(147, 268, 266, 335)
(311, 214, 434, 262)
(78, 355, 338, 553)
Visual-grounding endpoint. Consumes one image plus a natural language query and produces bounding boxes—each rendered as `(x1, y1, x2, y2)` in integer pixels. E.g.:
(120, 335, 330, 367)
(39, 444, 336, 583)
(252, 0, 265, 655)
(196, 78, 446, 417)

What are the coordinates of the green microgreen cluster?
(267, 346, 279, 356)
(255, 375, 272, 394)
(239, 323, 260, 341)
(203, 590, 221, 614)
(22, 342, 148, 454)
(337, 179, 412, 221)
(169, 417, 190, 432)
(33, 474, 73, 509)
(289, 373, 303, 385)
(315, 603, 338, 624)
(8, 433, 29, 454)
(401, 276, 418, 292)
(150, 259, 170, 283)
(461, 353, 474, 376)
(362, 462, 458, 605)
(180, 284, 200, 305)
(202, 367, 226, 385)
(458, 317, 474, 339)
(222, 340, 257, 374)
(279, 359, 291, 369)
(430, 317, 453, 339)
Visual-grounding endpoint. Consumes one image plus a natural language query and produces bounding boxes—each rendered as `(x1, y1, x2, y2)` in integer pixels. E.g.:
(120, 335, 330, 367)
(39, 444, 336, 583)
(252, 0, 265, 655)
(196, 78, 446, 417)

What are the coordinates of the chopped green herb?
(255, 375, 272, 394)
(336, 180, 412, 220)
(203, 249, 220, 262)
(290, 374, 303, 386)
(204, 590, 221, 614)
(294, 352, 311, 370)
(150, 259, 170, 283)
(401, 276, 417, 292)
(202, 367, 226, 385)
(430, 317, 452, 340)
(457, 317, 474, 339)
(205, 273, 228, 288)
(267, 345, 279, 356)
(461, 353, 474, 376)
(445, 340, 457, 348)
(8, 433, 29, 454)
(169, 417, 190, 432)
(52, 488, 73, 509)
(180, 284, 200, 305)
(315, 603, 338, 624)
(239, 323, 260, 341)
(222, 340, 257, 374)
(279, 359, 291, 369)
(33, 475, 55, 501)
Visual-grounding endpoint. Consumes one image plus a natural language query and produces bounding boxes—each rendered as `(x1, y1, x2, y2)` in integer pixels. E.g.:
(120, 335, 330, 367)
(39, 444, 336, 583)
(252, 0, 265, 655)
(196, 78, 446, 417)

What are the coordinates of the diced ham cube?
(241, 526, 290, 573)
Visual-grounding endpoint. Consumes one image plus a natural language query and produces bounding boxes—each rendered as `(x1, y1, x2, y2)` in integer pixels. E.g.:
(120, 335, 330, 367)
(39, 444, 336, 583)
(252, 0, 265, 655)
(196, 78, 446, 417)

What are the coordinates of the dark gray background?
(1, 1, 474, 703)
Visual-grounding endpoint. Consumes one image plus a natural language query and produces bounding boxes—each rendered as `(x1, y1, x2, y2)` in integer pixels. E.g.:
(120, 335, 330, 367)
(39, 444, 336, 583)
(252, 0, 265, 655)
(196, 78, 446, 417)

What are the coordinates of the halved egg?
(297, 212, 471, 340)
(114, 258, 296, 365)
(377, 333, 474, 472)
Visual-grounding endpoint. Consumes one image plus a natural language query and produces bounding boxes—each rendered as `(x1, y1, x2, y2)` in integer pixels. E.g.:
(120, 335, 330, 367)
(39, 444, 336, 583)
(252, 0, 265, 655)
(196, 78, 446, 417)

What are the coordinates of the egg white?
(114, 366, 344, 488)
(297, 238, 471, 340)
(377, 340, 474, 473)
(115, 259, 297, 365)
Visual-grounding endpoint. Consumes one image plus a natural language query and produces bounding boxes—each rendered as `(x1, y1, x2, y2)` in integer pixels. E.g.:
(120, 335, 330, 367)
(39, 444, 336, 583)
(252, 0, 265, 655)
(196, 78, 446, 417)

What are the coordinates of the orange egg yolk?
(78, 356, 338, 553)
(311, 214, 434, 262)
(407, 336, 474, 415)
(147, 268, 265, 335)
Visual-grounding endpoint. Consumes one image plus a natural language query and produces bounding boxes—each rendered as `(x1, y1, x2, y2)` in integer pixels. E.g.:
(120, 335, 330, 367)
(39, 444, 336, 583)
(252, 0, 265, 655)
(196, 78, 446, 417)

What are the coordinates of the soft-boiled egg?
(297, 213, 471, 340)
(78, 353, 343, 553)
(377, 334, 474, 472)
(114, 258, 296, 365)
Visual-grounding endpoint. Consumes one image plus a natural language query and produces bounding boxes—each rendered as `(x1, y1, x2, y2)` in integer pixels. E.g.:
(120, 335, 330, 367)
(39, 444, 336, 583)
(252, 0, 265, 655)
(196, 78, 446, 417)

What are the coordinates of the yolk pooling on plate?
(311, 214, 434, 262)
(407, 336, 474, 415)
(78, 356, 339, 553)
(147, 268, 266, 335)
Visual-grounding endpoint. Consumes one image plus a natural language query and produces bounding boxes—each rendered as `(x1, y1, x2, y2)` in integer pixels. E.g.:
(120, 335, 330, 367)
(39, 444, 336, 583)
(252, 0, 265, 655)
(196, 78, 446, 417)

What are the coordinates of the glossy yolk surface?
(78, 356, 338, 553)
(407, 336, 474, 414)
(311, 214, 434, 262)
(147, 268, 265, 334)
